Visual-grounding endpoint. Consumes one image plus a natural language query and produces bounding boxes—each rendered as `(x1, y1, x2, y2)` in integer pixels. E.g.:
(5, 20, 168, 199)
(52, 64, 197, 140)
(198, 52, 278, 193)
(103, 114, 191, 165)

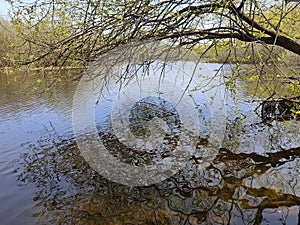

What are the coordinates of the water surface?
(1, 63, 300, 225)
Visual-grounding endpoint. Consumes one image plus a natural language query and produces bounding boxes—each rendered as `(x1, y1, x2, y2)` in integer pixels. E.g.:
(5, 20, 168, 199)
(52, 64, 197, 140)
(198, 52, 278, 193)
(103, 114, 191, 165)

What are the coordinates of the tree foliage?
(7, 0, 300, 66)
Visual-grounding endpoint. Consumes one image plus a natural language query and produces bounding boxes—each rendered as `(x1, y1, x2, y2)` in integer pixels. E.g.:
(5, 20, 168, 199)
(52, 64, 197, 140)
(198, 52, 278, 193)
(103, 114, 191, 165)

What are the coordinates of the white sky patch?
(0, 0, 10, 16)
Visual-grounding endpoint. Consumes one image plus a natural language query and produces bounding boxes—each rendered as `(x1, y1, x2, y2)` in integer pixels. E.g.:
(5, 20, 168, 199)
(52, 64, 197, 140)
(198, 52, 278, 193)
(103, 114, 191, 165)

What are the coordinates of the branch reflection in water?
(10, 62, 300, 224)
(18, 119, 300, 224)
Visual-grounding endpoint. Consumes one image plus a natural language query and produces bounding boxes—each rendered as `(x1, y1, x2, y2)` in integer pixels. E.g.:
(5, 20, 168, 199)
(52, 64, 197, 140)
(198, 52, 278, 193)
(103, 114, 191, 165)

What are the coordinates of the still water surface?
(1, 63, 300, 225)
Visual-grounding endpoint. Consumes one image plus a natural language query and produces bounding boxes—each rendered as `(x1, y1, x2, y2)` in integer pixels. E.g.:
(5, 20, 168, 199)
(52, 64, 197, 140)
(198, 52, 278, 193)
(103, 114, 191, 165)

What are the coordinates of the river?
(1, 62, 300, 225)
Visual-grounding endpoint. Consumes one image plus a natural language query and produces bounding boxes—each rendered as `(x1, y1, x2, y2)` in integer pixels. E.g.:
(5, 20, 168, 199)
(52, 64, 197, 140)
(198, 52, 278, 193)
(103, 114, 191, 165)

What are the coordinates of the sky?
(0, 0, 11, 16)
(0, 0, 36, 17)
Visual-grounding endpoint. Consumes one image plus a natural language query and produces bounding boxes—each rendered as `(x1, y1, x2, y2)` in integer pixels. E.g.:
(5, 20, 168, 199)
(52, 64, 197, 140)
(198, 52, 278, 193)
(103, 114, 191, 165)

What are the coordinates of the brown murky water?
(1, 63, 300, 225)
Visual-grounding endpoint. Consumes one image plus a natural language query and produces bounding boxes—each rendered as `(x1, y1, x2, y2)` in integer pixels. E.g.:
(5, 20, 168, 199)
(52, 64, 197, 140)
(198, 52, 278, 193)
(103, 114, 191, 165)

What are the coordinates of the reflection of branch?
(18, 131, 300, 225)
(212, 146, 300, 224)
(214, 146, 300, 168)
(242, 187, 300, 224)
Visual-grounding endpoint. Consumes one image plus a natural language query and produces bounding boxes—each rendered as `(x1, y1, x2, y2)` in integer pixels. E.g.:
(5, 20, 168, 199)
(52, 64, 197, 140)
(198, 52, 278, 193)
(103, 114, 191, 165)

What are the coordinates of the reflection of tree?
(18, 133, 300, 225)
(0, 71, 78, 115)
(212, 147, 300, 224)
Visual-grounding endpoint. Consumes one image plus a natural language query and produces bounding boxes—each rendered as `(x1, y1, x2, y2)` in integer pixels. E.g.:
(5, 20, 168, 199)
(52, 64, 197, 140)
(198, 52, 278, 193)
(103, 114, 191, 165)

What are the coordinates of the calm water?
(1, 63, 300, 225)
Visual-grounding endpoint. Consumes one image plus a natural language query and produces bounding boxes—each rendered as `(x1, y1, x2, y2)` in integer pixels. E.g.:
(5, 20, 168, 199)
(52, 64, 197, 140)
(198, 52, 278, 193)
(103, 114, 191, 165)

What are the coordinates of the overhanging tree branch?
(8, 0, 300, 66)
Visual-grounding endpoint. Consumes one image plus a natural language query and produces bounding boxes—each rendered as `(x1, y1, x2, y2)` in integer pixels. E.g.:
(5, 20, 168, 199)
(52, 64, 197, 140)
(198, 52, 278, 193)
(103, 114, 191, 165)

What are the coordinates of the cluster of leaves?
(0, 16, 21, 67)
(4, 0, 300, 66)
